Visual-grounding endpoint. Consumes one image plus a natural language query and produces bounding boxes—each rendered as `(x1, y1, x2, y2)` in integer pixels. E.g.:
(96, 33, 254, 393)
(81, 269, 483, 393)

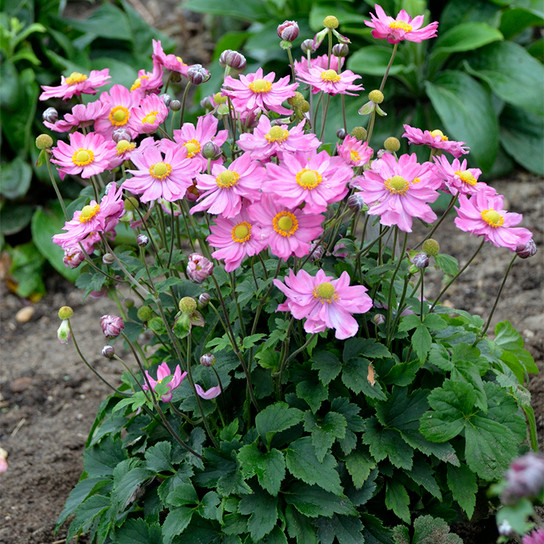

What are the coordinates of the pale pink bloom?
(123, 138, 199, 203)
(455, 190, 532, 251)
(130, 94, 169, 135)
(263, 150, 353, 213)
(152, 39, 189, 77)
(53, 182, 125, 249)
(195, 384, 221, 400)
(191, 152, 264, 218)
(62, 233, 99, 268)
(365, 5, 438, 44)
(100, 315, 124, 338)
(94, 84, 139, 139)
(0, 448, 7, 474)
(273, 269, 373, 339)
(108, 139, 138, 169)
(222, 67, 298, 116)
(296, 64, 363, 96)
(237, 117, 320, 161)
(523, 529, 544, 544)
(173, 114, 228, 172)
(207, 206, 267, 272)
(39, 69, 110, 101)
(354, 153, 441, 232)
(337, 136, 373, 167)
(130, 64, 164, 97)
(248, 195, 324, 260)
(50, 131, 117, 180)
(187, 253, 213, 283)
(294, 55, 344, 95)
(432, 155, 486, 196)
(143, 363, 187, 402)
(402, 124, 469, 157)
(43, 101, 108, 133)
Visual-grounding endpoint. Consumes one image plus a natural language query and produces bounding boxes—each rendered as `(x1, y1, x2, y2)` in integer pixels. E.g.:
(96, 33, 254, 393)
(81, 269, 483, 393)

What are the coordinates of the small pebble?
(15, 307, 35, 323)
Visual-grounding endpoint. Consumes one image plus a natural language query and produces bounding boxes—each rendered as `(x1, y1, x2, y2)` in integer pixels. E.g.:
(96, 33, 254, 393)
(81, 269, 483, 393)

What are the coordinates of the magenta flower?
(143, 363, 187, 402)
(455, 190, 533, 251)
(100, 315, 124, 338)
(123, 138, 199, 203)
(130, 63, 164, 97)
(523, 529, 544, 544)
(130, 93, 168, 135)
(432, 155, 486, 196)
(39, 69, 110, 101)
(195, 384, 221, 400)
(43, 101, 108, 133)
(152, 39, 189, 77)
(337, 136, 373, 168)
(248, 195, 324, 260)
(108, 139, 138, 169)
(186, 253, 214, 283)
(296, 64, 363, 96)
(237, 116, 320, 161)
(94, 84, 138, 139)
(273, 269, 373, 339)
(222, 67, 298, 116)
(263, 150, 353, 213)
(50, 131, 117, 180)
(294, 55, 344, 95)
(62, 233, 100, 268)
(207, 206, 267, 272)
(365, 5, 438, 44)
(402, 124, 469, 157)
(354, 153, 441, 232)
(191, 152, 264, 218)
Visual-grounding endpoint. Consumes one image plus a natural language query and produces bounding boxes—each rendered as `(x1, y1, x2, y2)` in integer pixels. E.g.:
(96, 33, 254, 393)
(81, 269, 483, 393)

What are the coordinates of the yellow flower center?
(430, 129, 448, 141)
(216, 170, 240, 189)
(116, 140, 135, 155)
(176, 56, 184, 64)
(321, 69, 341, 82)
(249, 79, 272, 93)
(109, 106, 130, 126)
(481, 209, 504, 228)
(350, 150, 360, 162)
(149, 161, 172, 180)
(184, 139, 201, 158)
(389, 21, 413, 32)
(214, 92, 227, 104)
(273, 211, 298, 237)
(79, 204, 100, 223)
(72, 148, 95, 166)
(231, 221, 251, 243)
(65, 72, 88, 85)
(131, 74, 149, 91)
(385, 175, 410, 195)
(313, 281, 338, 303)
(265, 126, 289, 143)
(296, 169, 322, 190)
(142, 111, 158, 124)
(455, 170, 477, 186)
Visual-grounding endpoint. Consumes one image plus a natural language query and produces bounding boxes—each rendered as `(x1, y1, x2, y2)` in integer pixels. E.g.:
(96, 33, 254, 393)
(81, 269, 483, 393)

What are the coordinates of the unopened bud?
(137, 305, 153, 322)
(301, 39, 315, 55)
(300, 100, 310, 113)
(160, 93, 172, 108)
(125, 298, 134, 309)
(309, 242, 324, 261)
(384, 136, 400, 152)
(57, 320, 71, 344)
(516, 239, 536, 259)
(102, 253, 115, 265)
(198, 293, 211, 308)
(112, 128, 132, 143)
(200, 353, 216, 367)
(124, 196, 139, 211)
(102, 345, 115, 359)
(169, 99, 181, 111)
(136, 234, 149, 247)
(36, 134, 53, 150)
(368, 89, 384, 104)
(58, 306, 74, 320)
(187, 64, 209, 85)
(43, 107, 58, 123)
(412, 253, 429, 269)
(179, 297, 197, 314)
(373, 314, 386, 326)
(100, 315, 124, 338)
(422, 238, 440, 256)
(347, 193, 366, 212)
(323, 16, 339, 29)
(201, 141, 221, 160)
(336, 128, 347, 140)
(187, 253, 213, 283)
(219, 50, 247, 71)
(277, 20, 299, 42)
(351, 126, 367, 141)
(287, 92, 304, 108)
(332, 43, 349, 57)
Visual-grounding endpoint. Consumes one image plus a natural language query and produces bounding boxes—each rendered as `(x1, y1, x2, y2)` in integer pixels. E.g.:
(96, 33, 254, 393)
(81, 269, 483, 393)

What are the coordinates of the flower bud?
(323, 15, 339, 29)
(347, 193, 366, 212)
(332, 43, 349, 57)
(179, 297, 197, 314)
(301, 39, 315, 55)
(102, 345, 115, 359)
(63, 247, 86, 269)
(125, 298, 134, 309)
(201, 141, 221, 160)
(102, 253, 115, 265)
(277, 20, 299, 42)
(219, 50, 247, 71)
(198, 293, 211, 308)
(187, 253, 214, 283)
(336, 128, 347, 140)
(124, 196, 139, 211)
(58, 306, 74, 320)
(516, 238, 536, 259)
(42, 107, 58, 123)
(350, 126, 367, 141)
(422, 238, 440, 256)
(136, 234, 149, 247)
(373, 314, 386, 326)
(112, 128, 132, 143)
(137, 305, 153, 322)
(412, 253, 429, 269)
(502, 452, 544, 505)
(309, 241, 324, 261)
(300, 100, 310, 113)
(169, 99, 182, 111)
(36, 134, 53, 150)
(160, 93, 172, 108)
(100, 315, 124, 338)
(187, 64, 209, 85)
(57, 319, 71, 344)
(200, 353, 216, 367)
(368, 89, 384, 104)
(384, 137, 400, 152)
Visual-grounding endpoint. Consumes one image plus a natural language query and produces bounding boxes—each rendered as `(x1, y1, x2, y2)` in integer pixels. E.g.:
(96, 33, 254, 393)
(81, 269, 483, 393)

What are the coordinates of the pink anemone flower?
(273, 269, 373, 339)
(43, 101, 109, 133)
(130, 63, 164, 97)
(152, 39, 189, 77)
(143, 362, 187, 402)
(402, 124, 469, 157)
(432, 155, 487, 196)
(195, 384, 221, 400)
(39, 69, 111, 101)
(94, 84, 139, 139)
(295, 64, 363, 96)
(294, 55, 344, 95)
(337, 136, 373, 168)
(454, 190, 532, 251)
(365, 5, 438, 44)
(130, 93, 169, 135)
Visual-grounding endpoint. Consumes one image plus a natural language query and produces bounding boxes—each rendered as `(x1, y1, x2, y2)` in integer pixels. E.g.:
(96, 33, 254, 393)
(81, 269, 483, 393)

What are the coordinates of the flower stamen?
(265, 126, 289, 143)
(273, 211, 298, 237)
(184, 139, 201, 158)
(216, 170, 240, 189)
(72, 148, 95, 166)
(313, 281, 339, 303)
(149, 161, 172, 180)
(385, 175, 410, 195)
(109, 105, 130, 126)
(389, 21, 412, 32)
(65, 72, 88, 86)
(296, 169, 322, 190)
(321, 69, 341, 82)
(249, 79, 272, 93)
(455, 170, 477, 186)
(481, 209, 504, 228)
(79, 204, 100, 223)
(231, 221, 251, 243)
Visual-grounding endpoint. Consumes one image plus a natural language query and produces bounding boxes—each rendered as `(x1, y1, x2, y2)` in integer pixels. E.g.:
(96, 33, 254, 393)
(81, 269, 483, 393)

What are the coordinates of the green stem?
(379, 42, 398, 93)
(413, 194, 458, 251)
(45, 154, 68, 220)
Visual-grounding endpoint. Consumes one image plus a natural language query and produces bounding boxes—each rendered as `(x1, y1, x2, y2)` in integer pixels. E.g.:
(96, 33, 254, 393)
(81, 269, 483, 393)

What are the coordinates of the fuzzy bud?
(347, 193, 366, 212)
(58, 306, 74, 320)
(336, 128, 347, 140)
(200, 353, 216, 367)
(42, 107, 58, 123)
(201, 141, 221, 160)
(198, 293, 211, 308)
(136, 234, 149, 247)
(219, 49, 247, 71)
(36, 134, 53, 150)
(102, 253, 115, 265)
(301, 39, 315, 55)
(323, 15, 339, 29)
(102, 345, 115, 359)
(300, 100, 310, 113)
(309, 242, 324, 261)
(516, 239, 537, 259)
(112, 128, 132, 143)
(179, 297, 197, 314)
(137, 305, 153, 322)
(187, 253, 214, 283)
(100, 315, 124, 338)
(373, 314, 386, 326)
(422, 238, 440, 256)
(502, 453, 544, 505)
(187, 64, 209, 85)
(412, 253, 429, 269)
(384, 137, 400, 152)
(169, 99, 182, 111)
(277, 20, 299, 42)
(160, 93, 172, 108)
(368, 89, 384, 104)
(332, 43, 349, 57)
(125, 298, 134, 309)
(124, 196, 139, 211)
(350, 126, 367, 141)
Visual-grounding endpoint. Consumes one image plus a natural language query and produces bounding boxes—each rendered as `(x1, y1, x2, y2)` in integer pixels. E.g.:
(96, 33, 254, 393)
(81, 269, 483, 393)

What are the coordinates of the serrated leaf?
(447, 464, 477, 519)
(117, 519, 162, 544)
(376, 387, 429, 432)
(494, 321, 538, 374)
(342, 357, 387, 400)
(409, 457, 442, 500)
(412, 324, 432, 362)
(167, 482, 199, 507)
(317, 515, 365, 544)
(111, 466, 152, 510)
(255, 402, 304, 445)
(144, 441, 172, 473)
(312, 351, 342, 385)
(285, 505, 318, 544)
(361, 512, 395, 544)
(496, 500, 535, 535)
(412, 515, 463, 544)
(66, 495, 110, 542)
(285, 482, 357, 518)
(304, 411, 347, 462)
(434, 253, 459, 277)
(239, 489, 278, 541)
(362, 417, 413, 470)
(237, 443, 285, 496)
(385, 480, 410, 523)
(56, 477, 109, 528)
(162, 507, 195, 544)
(296, 379, 328, 413)
(199, 491, 221, 521)
(83, 437, 127, 478)
(345, 450, 376, 489)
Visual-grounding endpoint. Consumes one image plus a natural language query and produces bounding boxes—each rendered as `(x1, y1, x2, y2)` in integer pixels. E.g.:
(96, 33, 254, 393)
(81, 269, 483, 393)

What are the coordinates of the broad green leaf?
(162, 507, 195, 544)
(439, 0, 502, 33)
(412, 515, 463, 544)
(0, 203, 32, 235)
(304, 411, 347, 462)
(376, 387, 429, 432)
(342, 357, 387, 400)
(64, 3, 132, 41)
(500, 7, 544, 39)
(425, 71, 498, 172)
(167, 483, 199, 507)
(0, 60, 19, 108)
(348, 46, 408, 77)
(317, 514, 365, 544)
(66, 495, 110, 542)
(6, 241, 45, 297)
(117, 519, 162, 544)
(237, 443, 285, 496)
(447, 464, 477, 519)
(464, 41, 544, 114)
(409, 457, 442, 500)
(111, 466, 153, 511)
(343, 337, 391, 361)
(56, 478, 109, 528)
(345, 450, 376, 489)
(255, 402, 304, 444)
(496, 499, 535, 535)
(83, 437, 127, 478)
(312, 351, 342, 385)
(183, 0, 269, 22)
(434, 253, 459, 277)
(239, 489, 278, 541)
(285, 505, 318, 544)
(494, 321, 538, 374)
(412, 324, 432, 362)
(0, 157, 31, 198)
(285, 482, 357, 518)
(296, 379, 328, 413)
(385, 480, 410, 523)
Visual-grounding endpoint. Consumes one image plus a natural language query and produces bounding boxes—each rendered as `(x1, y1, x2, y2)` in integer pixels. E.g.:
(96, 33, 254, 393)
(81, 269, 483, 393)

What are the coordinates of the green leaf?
(117, 519, 162, 544)
(111, 466, 153, 511)
(447, 464, 477, 519)
(167, 483, 199, 507)
(255, 402, 304, 445)
(464, 41, 544, 114)
(494, 321, 538, 374)
(83, 436, 127, 478)
(285, 482, 357, 518)
(286, 437, 342, 495)
(6, 241, 45, 297)
(345, 450, 376, 489)
(285, 505, 318, 544)
(385, 480, 410, 523)
(496, 499, 535, 535)
(296, 379, 328, 413)
(242, 333, 266, 350)
(304, 411, 347, 462)
(425, 71, 498, 172)
(162, 507, 195, 544)
(500, 7, 544, 39)
(237, 443, 286, 496)
(64, 3, 132, 41)
(183, 0, 269, 22)
(434, 254, 459, 277)
(0, 156, 31, 198)
(0, 60, 19, 108)
(56, 477, 109, 528)
(342, 357, 387, 400)
(260, 526, 289, 544)
(317, 515, 365, 544)
(412, 515, 463, 544)
(362, 512, 395, 544)
(239, 489, 278, 541)
(0, 203, 32, 235)
(312, 351, 342, 385)
(66, 495, 110, 542)
(348, 45, 408, 76)
(409, 457, 442, 500)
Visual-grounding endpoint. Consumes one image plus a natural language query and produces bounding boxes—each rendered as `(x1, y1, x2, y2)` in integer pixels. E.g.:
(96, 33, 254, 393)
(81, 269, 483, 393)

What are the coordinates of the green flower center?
(150, 161, 172, 180)
(266, 126, 289, 143)
(231, 222, 251, 243)
(385, 175, 410, 195)
(321, 69, 341, 82)
(481, 209, 504, 228)
(79, 204, 100, 223)
(296, 169, 322, 190)
(216, 170, 240, 188)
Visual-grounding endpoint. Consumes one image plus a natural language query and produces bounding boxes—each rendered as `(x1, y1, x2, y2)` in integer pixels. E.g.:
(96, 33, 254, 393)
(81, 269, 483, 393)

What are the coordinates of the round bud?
(219, 50, 247, 71)
(422, 238, 440, 256)
(347, 193, 366, 212)
(58, 306, 74, 320)
(179, 297, 197, 314)
(102, 253, 115, 265)
(350, 126, 367, 141)
(301, 39, 316, 55)
(125, 298, 134, 309)
(160, 93, 172, 108)
(309, 242, 324, 262)
(198, 293, 211, 308)
(112, 128, 132, 143)
(516, 239, 537, 259)
(277, 20, 299, 42)
(287, 92, 305, 108)
(213, 92, 228, 105)
(36, 134, 53, 150)
(300, 100, 310, 113)
(368, 89, 384, 104)
(412, 253, 430, 269)
(373, 314, 386, 326)
(332, 43, 349, 57)
(100, 315, 124, 338)
(201, 141, 221, 160)
(200, 353, 216, 367)
(102, 345, 115, 359)
(124, 196, 139, 211)
(169, 99, 182, 111)
(136, 234, 149, 247)
(187, 64, 209, 85)
(384, 136, 401, 152)
(323, 15, 339, 29)
(137, 305, 153, 322)
(336, 128, 347, 140)
(43, 107, 58, 123)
